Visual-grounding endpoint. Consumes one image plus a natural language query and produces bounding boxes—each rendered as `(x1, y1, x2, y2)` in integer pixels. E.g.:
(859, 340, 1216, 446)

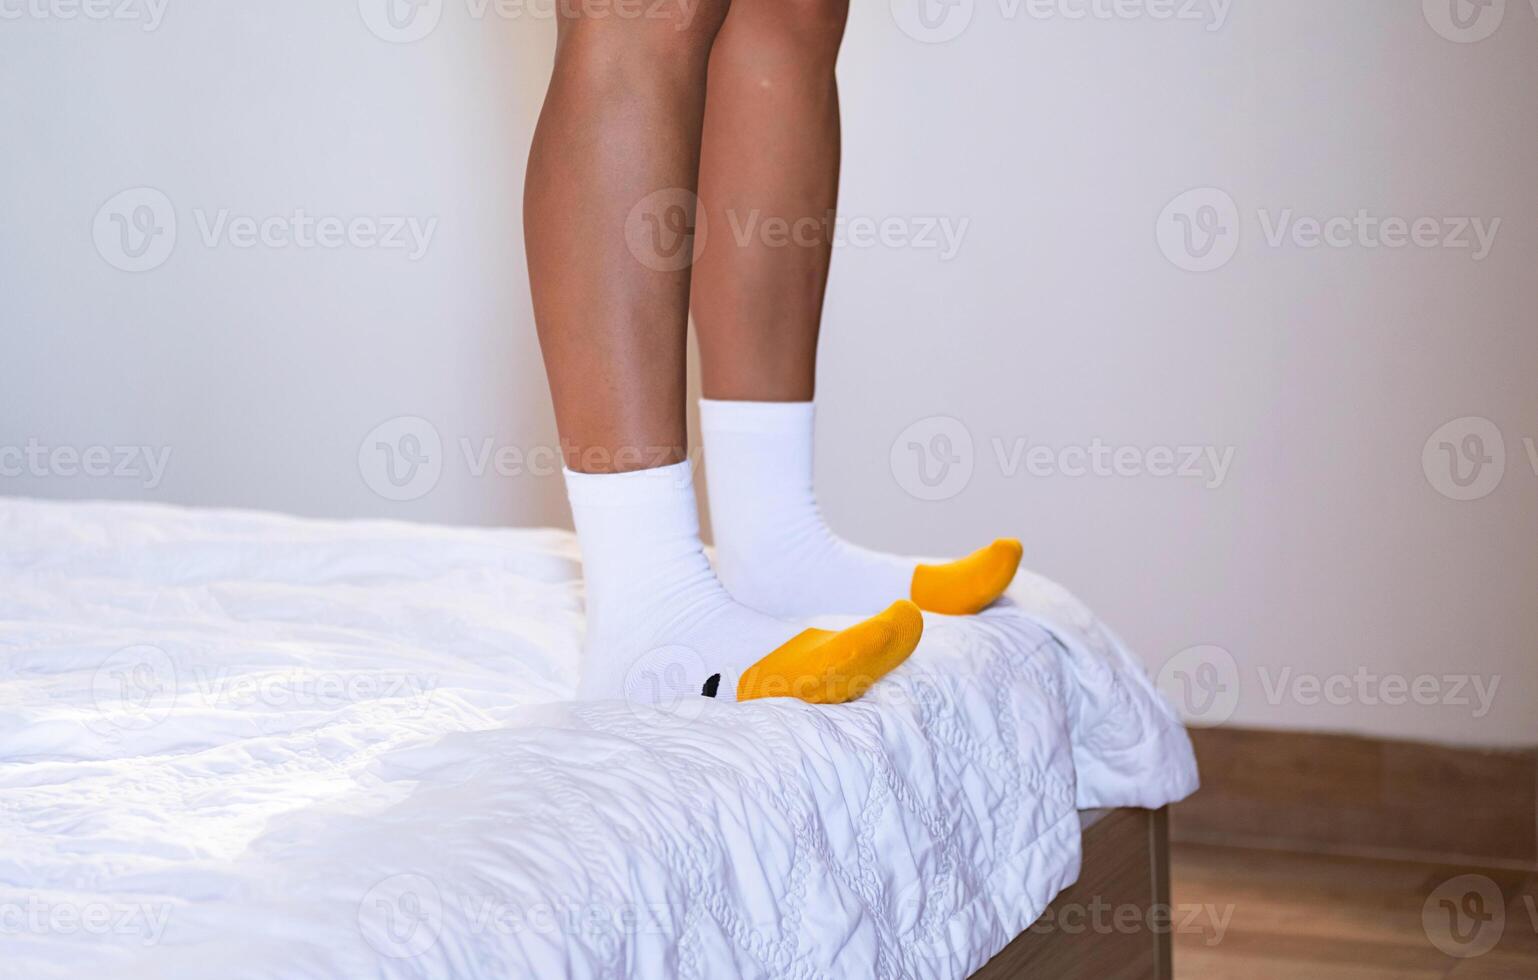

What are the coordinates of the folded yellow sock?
(737, 600, 923, 703)
(910, 538, 1023, 616)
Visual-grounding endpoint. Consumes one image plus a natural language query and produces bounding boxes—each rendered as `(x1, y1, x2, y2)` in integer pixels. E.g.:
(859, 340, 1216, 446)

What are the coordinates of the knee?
(554, 0, 731, 79)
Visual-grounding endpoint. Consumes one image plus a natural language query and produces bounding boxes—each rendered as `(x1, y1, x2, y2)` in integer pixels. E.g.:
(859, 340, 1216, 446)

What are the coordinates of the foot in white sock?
(699, 400, 1023, 620)
(564, 461, 922, 706)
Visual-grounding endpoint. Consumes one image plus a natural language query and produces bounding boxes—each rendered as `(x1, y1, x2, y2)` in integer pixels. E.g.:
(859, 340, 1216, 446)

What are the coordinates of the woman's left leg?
(690, 0, 1022, 619)
(691, 0, 847, 403)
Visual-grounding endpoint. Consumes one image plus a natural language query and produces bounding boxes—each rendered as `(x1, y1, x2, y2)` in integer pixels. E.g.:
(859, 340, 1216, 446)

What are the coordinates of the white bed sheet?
(0, 498, 1196, 979)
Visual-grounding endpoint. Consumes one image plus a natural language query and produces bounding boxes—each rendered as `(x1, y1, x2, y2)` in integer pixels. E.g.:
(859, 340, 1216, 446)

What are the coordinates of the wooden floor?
(1170, 842, 1538, 979)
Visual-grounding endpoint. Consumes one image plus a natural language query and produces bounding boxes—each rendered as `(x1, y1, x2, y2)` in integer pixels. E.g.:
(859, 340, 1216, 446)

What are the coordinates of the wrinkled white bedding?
(0, 498, 1196, 979)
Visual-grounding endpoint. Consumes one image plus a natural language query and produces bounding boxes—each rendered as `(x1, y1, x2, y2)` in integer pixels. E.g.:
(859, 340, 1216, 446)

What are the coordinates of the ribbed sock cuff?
(562, 459, 696, 508)
(698, 399, 815, 435)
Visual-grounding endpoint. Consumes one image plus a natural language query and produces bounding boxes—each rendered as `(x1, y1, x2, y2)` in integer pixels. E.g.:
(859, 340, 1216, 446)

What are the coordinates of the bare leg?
(525, 1, 730, 473)
(691, 0, 849, 402)
(689, 0, 1022, 618)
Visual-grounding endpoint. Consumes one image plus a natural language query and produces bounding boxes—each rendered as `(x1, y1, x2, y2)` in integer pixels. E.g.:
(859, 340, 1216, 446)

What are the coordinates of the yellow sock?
(910, 538, 1023, 616)
(737, 600, 923, 704)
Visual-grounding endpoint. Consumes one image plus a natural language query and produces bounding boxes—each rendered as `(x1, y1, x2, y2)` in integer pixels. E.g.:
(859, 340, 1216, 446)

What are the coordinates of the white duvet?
(0, 498, 1196, 979)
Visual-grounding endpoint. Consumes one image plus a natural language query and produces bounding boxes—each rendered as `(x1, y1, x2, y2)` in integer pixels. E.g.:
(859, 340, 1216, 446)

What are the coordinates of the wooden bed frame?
(971, 808, 1173, 979)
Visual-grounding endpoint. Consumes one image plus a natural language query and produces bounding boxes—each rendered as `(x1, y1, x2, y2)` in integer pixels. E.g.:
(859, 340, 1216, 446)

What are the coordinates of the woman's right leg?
(524, 4, 729, 475)
(522, 2, 920, 705)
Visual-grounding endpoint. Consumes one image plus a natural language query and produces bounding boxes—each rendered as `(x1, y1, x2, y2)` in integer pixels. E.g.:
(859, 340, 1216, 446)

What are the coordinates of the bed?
(0, 498, 1196, 979)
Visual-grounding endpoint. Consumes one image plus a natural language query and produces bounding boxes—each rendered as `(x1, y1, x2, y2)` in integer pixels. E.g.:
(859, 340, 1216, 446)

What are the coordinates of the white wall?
(2, 2, 567, 527)
(3, 0, 1535, 747)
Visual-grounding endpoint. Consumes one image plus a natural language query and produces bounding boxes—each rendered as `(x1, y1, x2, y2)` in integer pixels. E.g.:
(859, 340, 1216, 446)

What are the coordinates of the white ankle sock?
(699, 399, 916, 619)
(564, 460, 803, 703)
